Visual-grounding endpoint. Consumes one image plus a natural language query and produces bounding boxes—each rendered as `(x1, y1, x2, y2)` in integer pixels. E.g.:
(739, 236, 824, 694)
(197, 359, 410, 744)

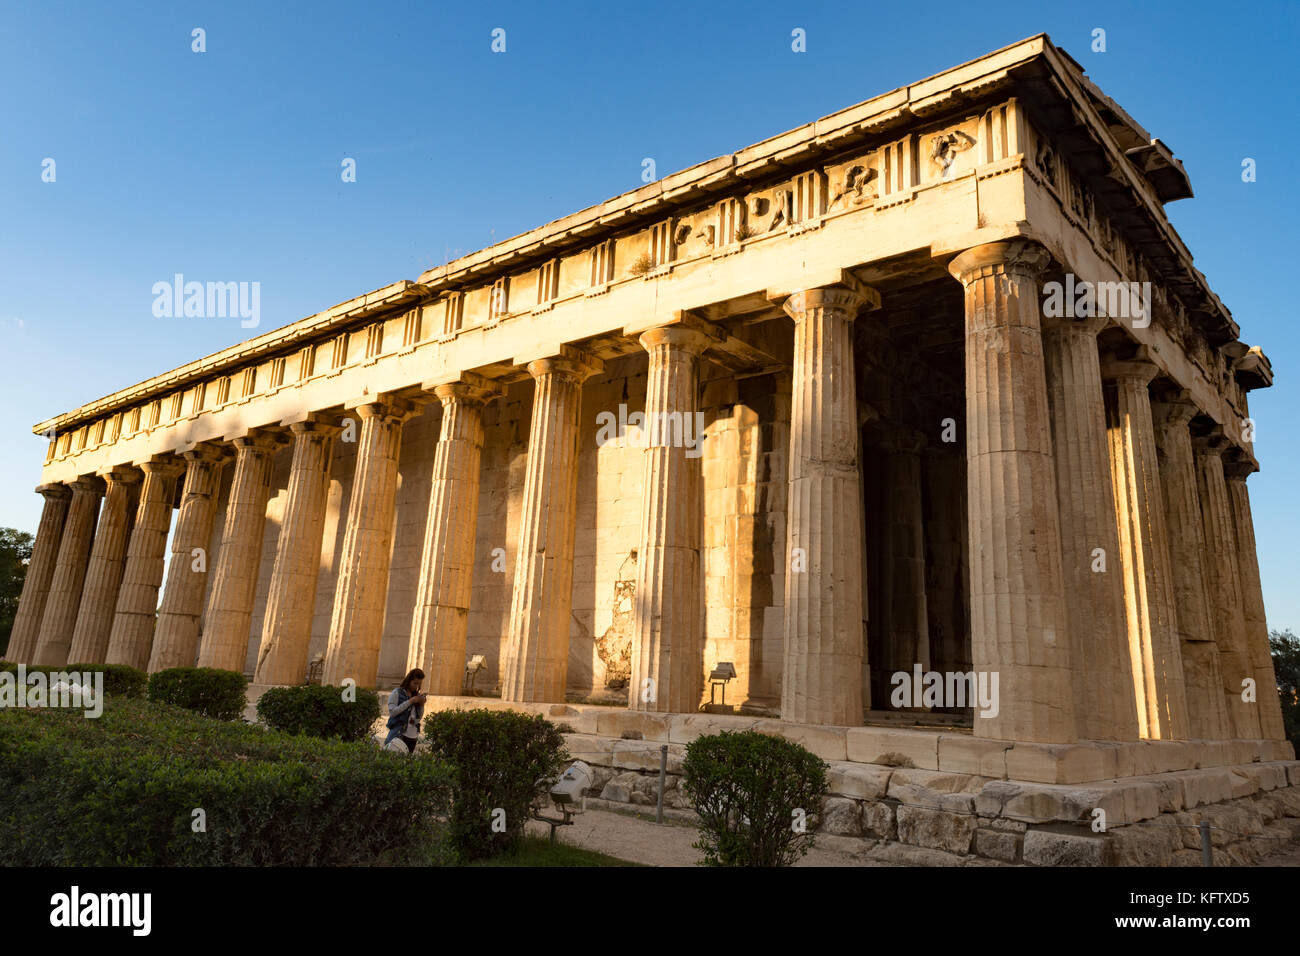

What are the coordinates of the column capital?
(525, 345, 604, 383)
(781, 281, 880, 321)
(1149, 390, 1200, 430)
(99, 466, 143, 486)
(69, 476, 106, 496)
(181, 441, 228, 464)
(1100, 353, 1160, 386)
(231, 428, 287, 453)
(139, 454, 186, 478)
(35, 482, 71, 500)
(430, 371, 503, 406)
(288, 419, 342, 439)
(638, 318, 720, 355)
(1191, 429, 1230, 457)
(1223, 458, 1258, 482)
(947, 238, 1051, 285)
(353, 399, 419, 423)
(1040, 311, 1108, 337)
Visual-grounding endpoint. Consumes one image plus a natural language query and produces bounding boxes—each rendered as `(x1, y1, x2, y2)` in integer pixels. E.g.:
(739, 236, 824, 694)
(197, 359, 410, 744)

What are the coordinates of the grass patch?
(466, 835, 640, 867)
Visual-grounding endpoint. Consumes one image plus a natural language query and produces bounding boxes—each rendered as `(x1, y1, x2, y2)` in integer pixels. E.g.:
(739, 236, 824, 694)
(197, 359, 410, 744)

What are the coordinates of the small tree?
(682, 730, 829, 867)
(423, 709, 566, 861)
(1270, 629, 1300, 752)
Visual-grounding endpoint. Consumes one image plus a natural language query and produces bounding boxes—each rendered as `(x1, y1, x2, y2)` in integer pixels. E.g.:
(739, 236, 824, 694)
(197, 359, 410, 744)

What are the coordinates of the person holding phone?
(384, 668, 427, 753)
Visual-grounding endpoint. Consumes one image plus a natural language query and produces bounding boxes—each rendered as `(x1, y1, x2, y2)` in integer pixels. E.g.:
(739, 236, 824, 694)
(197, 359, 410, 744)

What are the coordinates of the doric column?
(67, 469, 141, 664)
(1151, 393, 1230, 739)
(106, 458, 183, 669)
(629, 321, 716, 713)
(149, 445, 226, 672)
(781, 282, 875, 727)
(4, 484, 71, 662)
(254, 420, 340, 686)
(501, 347, 603, 703)
(32, 478, 104, 666)
(1041, 313, 1139, 741)
(947, 239, 1075, 743)
(880, 432, 930, 689)
(197, 433, 281, 672)
(1224, 462, 1285, 740)
(322, 401, 416, 689)
(1193, 434, 1260, 739)
(407, 377, 499, 696)
(1102, 356, 1189, 740)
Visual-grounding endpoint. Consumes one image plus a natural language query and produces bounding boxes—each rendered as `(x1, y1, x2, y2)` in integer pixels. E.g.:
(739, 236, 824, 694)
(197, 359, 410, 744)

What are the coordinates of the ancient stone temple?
(9, 35, 1298, 864)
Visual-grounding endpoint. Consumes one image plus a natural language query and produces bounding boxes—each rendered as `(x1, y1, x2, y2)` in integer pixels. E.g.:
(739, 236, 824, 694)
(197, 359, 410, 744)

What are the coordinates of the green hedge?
(0, 661, 147, 699)
(256, 684, 381, 741)
(147, 667, 248, 720)
(423, 709, 567, 861)
(682, 730, 829, 866)
(0, 698, 454, 865)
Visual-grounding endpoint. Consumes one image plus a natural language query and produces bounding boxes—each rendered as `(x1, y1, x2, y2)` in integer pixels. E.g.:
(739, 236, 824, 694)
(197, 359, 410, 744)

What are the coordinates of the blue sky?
(2, 1, 1297, 627)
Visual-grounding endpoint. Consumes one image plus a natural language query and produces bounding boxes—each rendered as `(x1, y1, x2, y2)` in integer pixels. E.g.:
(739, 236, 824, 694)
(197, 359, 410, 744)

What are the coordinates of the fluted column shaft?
(1103, 359, 1189, 740)
(948, 240, 1075, 743)
(255, 421, 339, 685)
(1151, 396, 1230, 740)
(106, 459, 183, 669)
(502, 349, 602, 703)
(33, 478, 104, 665)
(323, 403, 412, 689)
(150, 446, 226, 672)
(781, 285, 870, 727)
(5, 485, 71, 662)
(198, 434, 280, 672)
(67, 469, 140, 664)
(881, 433, 930, 686)
(1042, 315, 1139, 741)
(1225, 466, 1284, 740)
(408, 381, 496, 695)
(629, 324, 712, 713)
(1194, 437, 1260, 739)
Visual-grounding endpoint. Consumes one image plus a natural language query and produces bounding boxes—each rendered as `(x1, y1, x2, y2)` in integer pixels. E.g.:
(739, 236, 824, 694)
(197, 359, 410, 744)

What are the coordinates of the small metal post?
(657, 744, 668, 825)
(1199, 820, 1213, 867)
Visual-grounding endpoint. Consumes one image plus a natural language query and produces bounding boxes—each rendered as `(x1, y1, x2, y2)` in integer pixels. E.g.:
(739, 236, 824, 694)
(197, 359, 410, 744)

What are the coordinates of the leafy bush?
(256, 684, 381, 741)
(682, 730, 829, 866)
(423, 709, 567, 861)
(0, 697, 454, 865)
(0, 661, 147, 698)
(147, 667, 247, 720)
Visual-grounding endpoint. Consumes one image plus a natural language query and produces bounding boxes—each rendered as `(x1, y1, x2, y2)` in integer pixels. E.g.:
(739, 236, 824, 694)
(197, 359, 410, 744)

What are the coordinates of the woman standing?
(384, 668, 427, 753)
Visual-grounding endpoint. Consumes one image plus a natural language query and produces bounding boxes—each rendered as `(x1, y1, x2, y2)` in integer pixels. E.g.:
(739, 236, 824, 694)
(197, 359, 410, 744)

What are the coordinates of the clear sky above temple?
(2, 0, 1297, 627)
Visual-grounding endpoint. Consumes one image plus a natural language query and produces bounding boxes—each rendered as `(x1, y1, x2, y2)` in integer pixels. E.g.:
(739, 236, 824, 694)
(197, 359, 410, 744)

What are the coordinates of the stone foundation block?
(1022, 828, 1108, 866)
(973, 827, 1020, 862)
(896, 805, 975, 854)
(826, 761, 892, 800)
(845, 727, 939, 770)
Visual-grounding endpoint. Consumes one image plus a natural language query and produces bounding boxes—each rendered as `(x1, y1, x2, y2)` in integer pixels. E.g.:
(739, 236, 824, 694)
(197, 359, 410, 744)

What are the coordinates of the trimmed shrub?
(256, 684, 381, 741)
(66, 663, 148, 699)
(147, 667, 247, 721)
(0, 698, 454, 865)
(0, 661, 148, 699)
(682, 730, 829, 866)
(423, 709, 567, 860)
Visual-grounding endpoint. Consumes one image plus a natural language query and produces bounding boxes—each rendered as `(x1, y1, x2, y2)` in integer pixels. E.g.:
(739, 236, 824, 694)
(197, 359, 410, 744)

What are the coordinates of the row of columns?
(7, 237, 1284, 746)
(946, 239, 1282, 743)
